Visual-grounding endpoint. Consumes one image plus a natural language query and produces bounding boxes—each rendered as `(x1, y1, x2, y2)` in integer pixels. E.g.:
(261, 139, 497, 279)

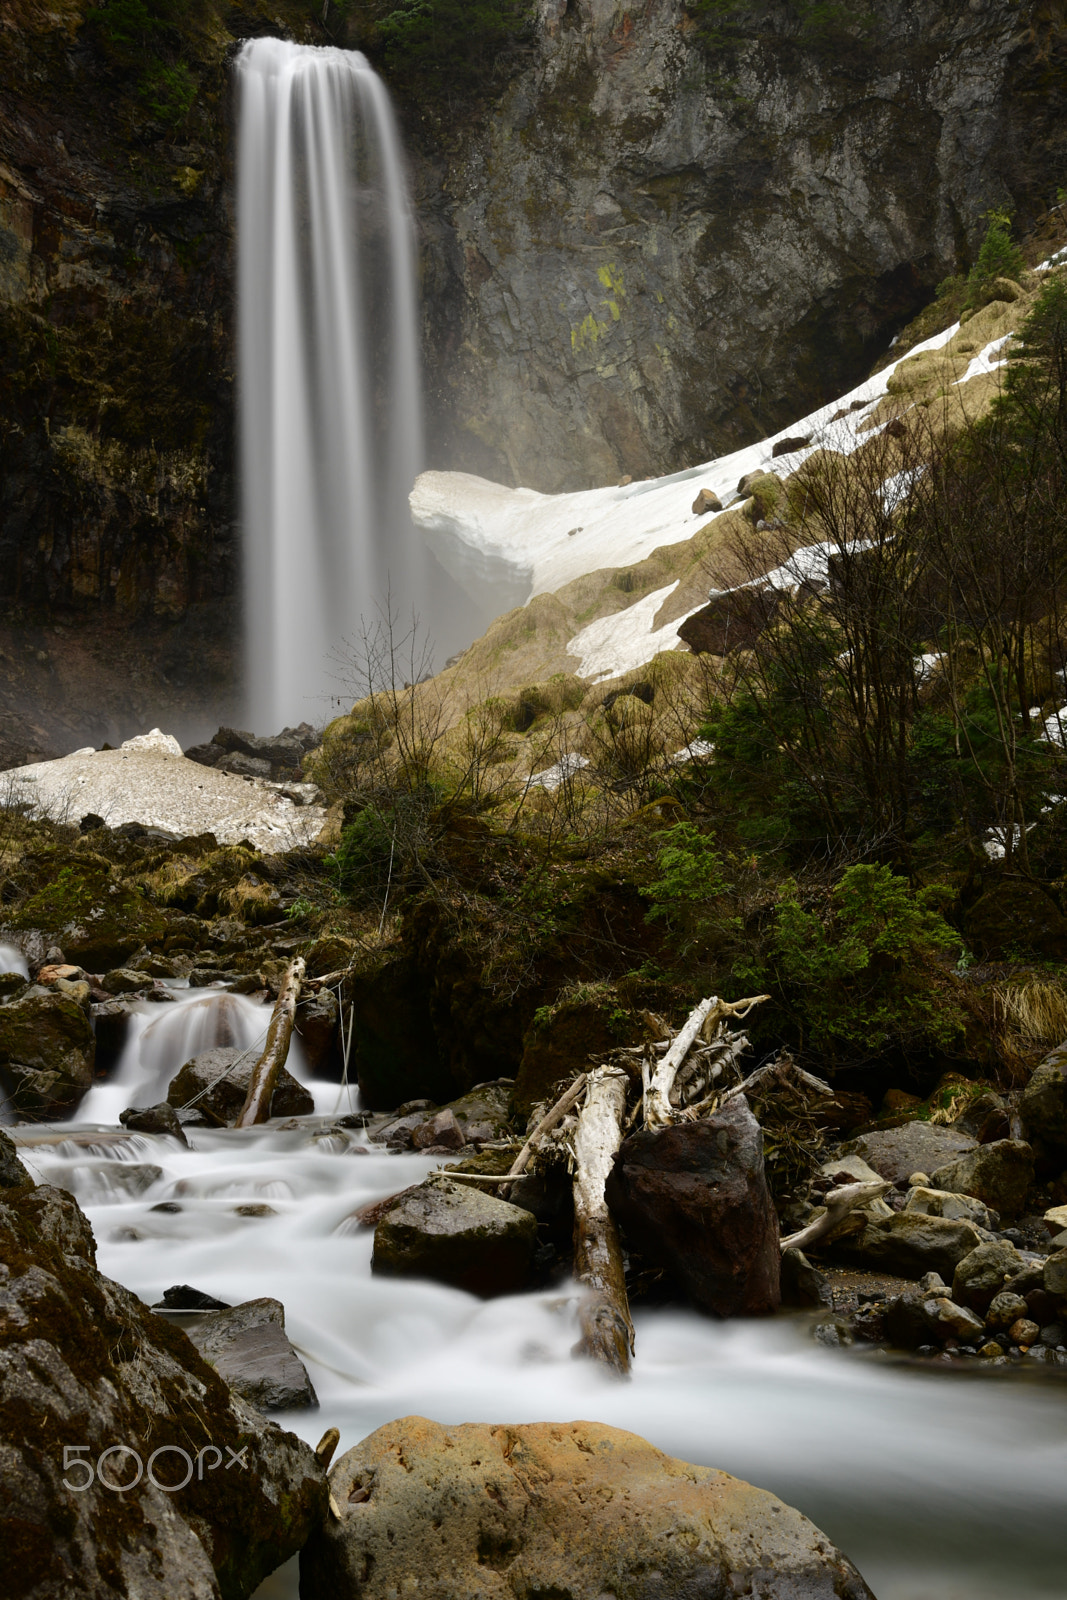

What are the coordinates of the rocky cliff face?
(415, 0, 1067, 490)
(1, 0, 1065, 754)
(0, 0, 318, 760)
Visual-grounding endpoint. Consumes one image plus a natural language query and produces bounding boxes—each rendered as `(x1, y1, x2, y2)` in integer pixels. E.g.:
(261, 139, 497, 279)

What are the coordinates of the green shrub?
(754, 865, 964, 1059)
(375, 0, 532, 96)
(140, 62, 196, 125)
(963, 210, 1025, 307)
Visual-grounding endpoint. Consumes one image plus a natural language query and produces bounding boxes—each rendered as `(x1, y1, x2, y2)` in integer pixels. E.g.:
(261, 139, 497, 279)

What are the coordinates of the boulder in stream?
(184, 1296, 318, 1412)
(166, 1045, 314, 1126)
(930, 1139, 1035, 1219)
(842, 1122, 977, 1186)
(0, 989, 95, 1118)
(852, 1213, 986, 1279)
(952, 1239, 1026, 1313)
(372, 1177, 537, 1296)
(0, 1129, 325, 1598)
(302, 1415, 877, 1600)
(604, 1094, 781, 1317)
(1018, 1042, 1067, 1159)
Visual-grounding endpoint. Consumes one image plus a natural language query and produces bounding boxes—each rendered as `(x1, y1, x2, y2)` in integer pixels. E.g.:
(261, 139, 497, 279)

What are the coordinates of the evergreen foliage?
(373, 0, 533, 98)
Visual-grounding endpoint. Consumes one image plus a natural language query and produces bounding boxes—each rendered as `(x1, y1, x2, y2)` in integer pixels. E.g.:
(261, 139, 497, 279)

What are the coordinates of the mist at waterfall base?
(13, 982, 1062, 1600)
(236, 39, 487, 734)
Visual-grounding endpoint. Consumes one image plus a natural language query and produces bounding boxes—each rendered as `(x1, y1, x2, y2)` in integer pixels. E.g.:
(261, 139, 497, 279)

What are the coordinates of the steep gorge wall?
(0, 0, 1065, 758)
(0, 0, 318, 759)
(413, 0, 1067, 491)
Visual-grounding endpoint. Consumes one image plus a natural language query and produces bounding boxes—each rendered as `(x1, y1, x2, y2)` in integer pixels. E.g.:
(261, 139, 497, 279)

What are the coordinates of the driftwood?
(644, 994, 770, 1128)
(499, 1072, 587, 1197)
(234, 957, 306, 1128)
(779, 1179, 891, 1252)
(571, 1065, 633, 1378)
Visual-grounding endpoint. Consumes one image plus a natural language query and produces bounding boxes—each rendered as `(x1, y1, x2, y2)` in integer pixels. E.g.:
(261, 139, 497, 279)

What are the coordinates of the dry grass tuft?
(993, 980, 1067, 1048)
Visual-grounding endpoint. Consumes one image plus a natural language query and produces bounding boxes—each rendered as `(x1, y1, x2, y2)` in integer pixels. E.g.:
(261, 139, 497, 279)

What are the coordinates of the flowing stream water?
(236, 38, 424, 732)
(13, 988, 1067, 1600)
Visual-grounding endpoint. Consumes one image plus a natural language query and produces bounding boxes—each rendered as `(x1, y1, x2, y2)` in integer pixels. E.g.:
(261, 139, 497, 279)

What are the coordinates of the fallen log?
(779, 1179, 891, 1253)
(234, 957, 306, 1128)
(572, 1065, 633, 1378)
(645, 995, 769, 1127)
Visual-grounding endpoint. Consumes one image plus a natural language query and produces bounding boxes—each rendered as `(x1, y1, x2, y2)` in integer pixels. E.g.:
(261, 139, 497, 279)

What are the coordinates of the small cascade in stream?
(236, 37, 424, 731)
(74, 989, 335, 1126)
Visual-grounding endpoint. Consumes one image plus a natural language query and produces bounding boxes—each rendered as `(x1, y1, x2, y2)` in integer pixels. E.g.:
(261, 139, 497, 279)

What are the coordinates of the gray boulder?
(1045, 1248, 1067, 1301)
(120, 1101, 189, 1144)
(853, 1213, 986, 1279)
(952, 1240, 1025, 1313)
(0, 990, 95, 1117)
(843, 1123, 977, 1185)
(302, 1416, 876, 1600)
(372, 1178, 537, 1297)
(0, 1129, 325, 1599)
(903, 1185, 998, 1230)
(166, 1046, 313, 1126)
(930, 1139, 1034, 1220)
(1018, 1042, 1067, 1158)
(185, 1297, 317, 1412)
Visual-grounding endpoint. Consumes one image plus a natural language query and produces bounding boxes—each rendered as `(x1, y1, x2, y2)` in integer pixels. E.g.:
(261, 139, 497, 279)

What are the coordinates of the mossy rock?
(9, 856, 168, 969)
(964, 880, 1067, 959)
(142, 844, 259, 919)
(0, 991, 95, 1118)
(371, 1177, 537, 1296)
(514, 988, 637, 1114)
(224, 873, 285, 925)
(303, 933, 362, 978)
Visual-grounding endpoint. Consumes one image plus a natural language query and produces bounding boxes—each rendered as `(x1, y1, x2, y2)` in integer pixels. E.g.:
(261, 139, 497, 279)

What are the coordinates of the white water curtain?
(236, 37, 423, 731)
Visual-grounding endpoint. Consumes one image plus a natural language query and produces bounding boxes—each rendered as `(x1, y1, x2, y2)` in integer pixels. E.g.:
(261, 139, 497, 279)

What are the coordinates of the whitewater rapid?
(15, 988, 1067, 1600)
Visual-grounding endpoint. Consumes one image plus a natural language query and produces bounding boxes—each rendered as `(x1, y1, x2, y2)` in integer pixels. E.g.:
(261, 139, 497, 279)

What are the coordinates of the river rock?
(166, 1046, 314, 1126)
(185, 1297, 317, 1412)
(0, 989, 95, 1118)
(853, 1213, 986, 1278)
(1018, 1042, 1067, 1158)
(101, 965, 153, 995)
(411, 1106, 465, 1150)
(780, 1246, 832, 1308)
(929, 1139, 1035, 1219)
(371, 1177, 537, 1297)
(952, 1240, 1025, 1313)
(986, 1291, 1028, 1328)
(922, 1296, 986, 1342)
(294, 986, 339, 1072)
(1044, 1248, 1067, 1301)
(443, 1079, 515, 1143)
(302, 1416, 876, 1600)
(843, 1123, 977, 1185)
(120, 1101, 189, 1144)
(604, 1095, 780, 1317)
(0, 1128, 325, 1598)
(903, 1184, 998, 1230)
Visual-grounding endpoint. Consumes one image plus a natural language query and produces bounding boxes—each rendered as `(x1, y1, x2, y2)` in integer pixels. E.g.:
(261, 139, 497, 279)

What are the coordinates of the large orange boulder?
(302, 1415, 876, 1600)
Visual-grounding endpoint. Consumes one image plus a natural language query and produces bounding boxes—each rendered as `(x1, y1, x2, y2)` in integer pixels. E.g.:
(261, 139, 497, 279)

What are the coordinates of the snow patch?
(565, 582, 694, 683)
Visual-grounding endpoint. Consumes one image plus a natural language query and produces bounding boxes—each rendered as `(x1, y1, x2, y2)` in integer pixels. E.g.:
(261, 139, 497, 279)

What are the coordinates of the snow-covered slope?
(411, 320, 965, 606)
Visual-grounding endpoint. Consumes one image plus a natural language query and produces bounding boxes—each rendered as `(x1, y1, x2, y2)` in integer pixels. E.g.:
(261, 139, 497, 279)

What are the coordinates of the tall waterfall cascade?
(236, 37, 424, 731)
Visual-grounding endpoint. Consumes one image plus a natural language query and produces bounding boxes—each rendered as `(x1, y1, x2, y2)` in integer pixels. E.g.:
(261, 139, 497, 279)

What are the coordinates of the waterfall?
(236, 37, 424, 732)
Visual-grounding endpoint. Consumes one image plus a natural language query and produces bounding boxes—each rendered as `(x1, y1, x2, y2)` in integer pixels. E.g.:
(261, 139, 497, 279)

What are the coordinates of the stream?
(13, 987, 1067, 1600)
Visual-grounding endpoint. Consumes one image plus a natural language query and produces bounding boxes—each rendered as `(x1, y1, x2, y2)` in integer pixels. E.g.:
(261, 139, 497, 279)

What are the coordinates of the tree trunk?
(572, 1065, 633, 1378)
(234, 958, 306, 1128)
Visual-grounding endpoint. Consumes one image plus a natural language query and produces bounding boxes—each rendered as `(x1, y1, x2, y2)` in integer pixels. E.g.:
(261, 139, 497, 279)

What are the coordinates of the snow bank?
(0, 730, 327, 854)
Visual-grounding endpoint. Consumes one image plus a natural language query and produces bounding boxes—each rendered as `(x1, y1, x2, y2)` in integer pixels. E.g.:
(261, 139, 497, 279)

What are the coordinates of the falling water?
(236, 38, 424, 731)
